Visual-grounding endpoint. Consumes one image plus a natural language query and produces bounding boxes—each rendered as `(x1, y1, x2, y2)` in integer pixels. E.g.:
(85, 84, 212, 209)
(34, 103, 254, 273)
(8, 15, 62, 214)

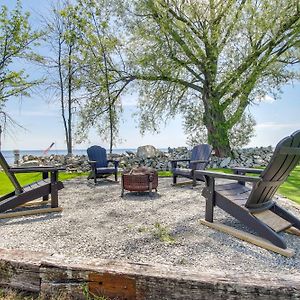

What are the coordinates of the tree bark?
(67, 43, 73, 156)
(203, 96, 232, 157)
(206, 123, 231, 157)
(108, 103, 113, 154)
(58, 39, 70, 156)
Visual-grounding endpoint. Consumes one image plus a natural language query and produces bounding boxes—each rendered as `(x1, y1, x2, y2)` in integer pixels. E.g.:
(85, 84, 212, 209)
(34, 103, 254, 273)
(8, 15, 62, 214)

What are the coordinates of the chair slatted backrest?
(189, 144, 213, 170)
(246, 130, 300, 210)
(0, 152, 23, 194)
(87, 146, 108, 168)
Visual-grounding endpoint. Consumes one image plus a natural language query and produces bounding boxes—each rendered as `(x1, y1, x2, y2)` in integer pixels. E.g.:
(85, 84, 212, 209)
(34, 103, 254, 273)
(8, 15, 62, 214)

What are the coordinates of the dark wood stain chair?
(0, 152, 64, 215)
(87, 145, 119, 183)
(195, 130, 300, 250)
(170, 144, 212, 186)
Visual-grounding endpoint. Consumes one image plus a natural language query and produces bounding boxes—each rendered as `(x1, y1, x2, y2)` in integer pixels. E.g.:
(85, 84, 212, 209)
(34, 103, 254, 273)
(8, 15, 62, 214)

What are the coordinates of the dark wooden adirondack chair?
(171, 144, 212, 186)
(0, 151, 64, 217)
(195, 130, 300, 254)
(87, 145, 119, 183)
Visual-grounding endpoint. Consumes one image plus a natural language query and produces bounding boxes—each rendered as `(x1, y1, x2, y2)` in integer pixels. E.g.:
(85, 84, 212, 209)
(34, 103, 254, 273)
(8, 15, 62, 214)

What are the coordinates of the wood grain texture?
(0, 248, 300, 299)
(253, 210, 292, 232)
(286, 226, 300, 236)
(0, 207, 62, 219)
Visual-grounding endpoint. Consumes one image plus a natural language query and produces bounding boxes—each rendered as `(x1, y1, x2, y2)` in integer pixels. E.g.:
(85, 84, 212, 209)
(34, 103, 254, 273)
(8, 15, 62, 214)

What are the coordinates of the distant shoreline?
(1, 148, 170, 164)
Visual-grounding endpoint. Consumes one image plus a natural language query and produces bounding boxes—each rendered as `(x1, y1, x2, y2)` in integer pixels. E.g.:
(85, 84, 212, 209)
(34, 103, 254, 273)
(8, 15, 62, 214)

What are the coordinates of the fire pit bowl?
(121, 167, 158, 197)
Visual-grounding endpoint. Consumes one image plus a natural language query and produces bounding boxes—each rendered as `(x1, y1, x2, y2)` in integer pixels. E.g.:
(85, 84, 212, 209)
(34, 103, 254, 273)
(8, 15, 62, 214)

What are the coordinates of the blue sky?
(1, 1, 300, 151)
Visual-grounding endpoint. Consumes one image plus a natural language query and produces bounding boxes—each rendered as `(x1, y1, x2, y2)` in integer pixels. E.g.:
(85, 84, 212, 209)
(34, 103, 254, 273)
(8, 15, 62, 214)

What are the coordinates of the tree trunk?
(203, 101, 232, 157)
(207, 124, 231, 157)
(67, 44, 73, 156)
(109, 104, 113, 154)
(58, 39, 70, 156)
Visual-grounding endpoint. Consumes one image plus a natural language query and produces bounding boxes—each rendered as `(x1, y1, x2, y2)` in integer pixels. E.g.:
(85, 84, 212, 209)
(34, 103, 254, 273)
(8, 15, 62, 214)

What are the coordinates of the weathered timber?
(0, 248, 300, 299)
(286, 226, 300, 236)
(40, 253, 300, 300)
(18, 200, 50, 208)
(0, 248, 48, 292)
(0, 207, 63, 219)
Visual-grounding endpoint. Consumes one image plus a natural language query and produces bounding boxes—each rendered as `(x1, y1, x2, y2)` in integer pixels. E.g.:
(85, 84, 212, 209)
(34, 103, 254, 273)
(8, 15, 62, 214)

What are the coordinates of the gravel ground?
(0, 177, 300, 277)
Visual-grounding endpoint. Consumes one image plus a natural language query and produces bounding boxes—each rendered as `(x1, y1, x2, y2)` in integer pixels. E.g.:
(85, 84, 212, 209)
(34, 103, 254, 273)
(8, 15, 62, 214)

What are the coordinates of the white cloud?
(255, 122, 300, 129)
(258, 95, 275, 103)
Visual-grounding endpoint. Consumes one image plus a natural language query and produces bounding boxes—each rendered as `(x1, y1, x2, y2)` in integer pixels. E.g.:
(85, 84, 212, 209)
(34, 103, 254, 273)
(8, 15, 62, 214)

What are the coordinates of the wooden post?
(205, 176, 215, 222)
(50, 171, 58, 208)
(13, 150, 20, 166)
(42, 171, 49, 201)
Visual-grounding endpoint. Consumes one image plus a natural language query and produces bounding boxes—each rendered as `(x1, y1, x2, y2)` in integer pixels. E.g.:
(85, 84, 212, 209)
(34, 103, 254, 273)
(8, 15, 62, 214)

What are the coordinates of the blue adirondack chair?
(87, 146, 119, 183)
(170, 144, 213, 186)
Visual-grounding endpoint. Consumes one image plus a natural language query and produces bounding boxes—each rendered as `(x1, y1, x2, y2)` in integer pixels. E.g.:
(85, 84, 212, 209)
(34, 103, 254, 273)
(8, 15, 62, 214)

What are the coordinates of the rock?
(136, 145, 158, 159)
(125, 150, 135, 156)
(14, 146, 273, 172)
(220, 157, 231, 168)
(20, 160, 40, 167)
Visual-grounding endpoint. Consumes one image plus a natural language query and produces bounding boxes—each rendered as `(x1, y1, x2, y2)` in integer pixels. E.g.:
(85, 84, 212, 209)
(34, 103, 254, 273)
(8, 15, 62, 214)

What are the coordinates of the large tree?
(0, 1, 41, 112)
(123, 0, 300, 156)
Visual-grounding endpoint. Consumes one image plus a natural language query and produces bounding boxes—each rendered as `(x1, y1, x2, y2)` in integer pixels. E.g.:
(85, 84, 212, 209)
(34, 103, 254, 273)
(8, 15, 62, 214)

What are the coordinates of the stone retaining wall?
(0, 248, 299, 299)
(17, 146, 275, 173)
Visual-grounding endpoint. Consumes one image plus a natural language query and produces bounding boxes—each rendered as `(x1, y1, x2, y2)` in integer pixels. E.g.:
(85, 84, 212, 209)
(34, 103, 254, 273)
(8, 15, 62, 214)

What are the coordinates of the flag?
(43, 142, 55, 155)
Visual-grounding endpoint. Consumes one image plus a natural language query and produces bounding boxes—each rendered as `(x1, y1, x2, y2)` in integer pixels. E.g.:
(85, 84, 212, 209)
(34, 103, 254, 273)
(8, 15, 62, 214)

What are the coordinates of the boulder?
(20, 160, 40, 167)
(136, 145, 158, 159)
(220, 157, 231, 168)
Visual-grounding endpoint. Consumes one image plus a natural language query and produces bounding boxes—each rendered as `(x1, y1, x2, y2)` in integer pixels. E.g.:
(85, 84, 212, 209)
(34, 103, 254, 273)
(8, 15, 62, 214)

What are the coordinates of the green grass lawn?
(157, 167, 300, 204)
(0, 167, 299, 204)
(0, 172, 88, 196)
(278, 166, 300, 204)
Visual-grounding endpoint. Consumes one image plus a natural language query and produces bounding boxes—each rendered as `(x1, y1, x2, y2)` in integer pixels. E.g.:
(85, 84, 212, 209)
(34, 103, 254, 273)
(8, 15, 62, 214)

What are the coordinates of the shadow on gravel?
(86, 179, 120, 187)
(0, 213, 62, 226)
(121, 191, 161, 201)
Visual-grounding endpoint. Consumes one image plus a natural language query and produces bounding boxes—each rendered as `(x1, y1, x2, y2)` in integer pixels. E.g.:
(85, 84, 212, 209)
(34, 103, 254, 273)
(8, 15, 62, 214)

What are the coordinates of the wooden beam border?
(0, 248, 299, 299)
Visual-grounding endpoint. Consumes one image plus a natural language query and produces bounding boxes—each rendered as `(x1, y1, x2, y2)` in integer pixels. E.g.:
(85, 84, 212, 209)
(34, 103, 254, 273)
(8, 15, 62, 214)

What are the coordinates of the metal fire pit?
(121, 167, 158, 197)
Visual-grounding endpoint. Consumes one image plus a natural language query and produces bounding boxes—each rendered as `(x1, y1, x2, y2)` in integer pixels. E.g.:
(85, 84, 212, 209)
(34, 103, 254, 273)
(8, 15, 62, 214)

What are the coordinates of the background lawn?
(0, 172, 88, 196)
(0, 167, 299, 204)
(159, 167, 300, 205)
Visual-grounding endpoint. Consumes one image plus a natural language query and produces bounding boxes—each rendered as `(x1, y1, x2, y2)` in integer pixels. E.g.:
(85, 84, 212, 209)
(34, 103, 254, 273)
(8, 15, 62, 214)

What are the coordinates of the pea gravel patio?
(0, 177, 299, 278)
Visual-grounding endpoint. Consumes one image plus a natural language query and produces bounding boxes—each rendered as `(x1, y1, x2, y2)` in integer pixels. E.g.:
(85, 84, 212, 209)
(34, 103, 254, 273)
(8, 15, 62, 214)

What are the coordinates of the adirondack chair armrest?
(232, 167, 263, 175)
(107, 160, 119, 168)
(169, 159, 190, 163)
(190, 160, 209, 164)
(190, 159, 209, 170)
(169, 159, 190, 169)
(88, 160, 97, 165)
(194, 170, 261, 183)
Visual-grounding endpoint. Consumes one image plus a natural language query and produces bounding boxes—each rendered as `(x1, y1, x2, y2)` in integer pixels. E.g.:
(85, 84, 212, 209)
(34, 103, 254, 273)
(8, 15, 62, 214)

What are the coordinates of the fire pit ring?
(121, 167, 158, 197)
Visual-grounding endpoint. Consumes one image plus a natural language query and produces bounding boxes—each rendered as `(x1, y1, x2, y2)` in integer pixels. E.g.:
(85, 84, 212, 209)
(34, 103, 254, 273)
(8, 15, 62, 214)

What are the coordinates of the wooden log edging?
(0, 248, 299, 299)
